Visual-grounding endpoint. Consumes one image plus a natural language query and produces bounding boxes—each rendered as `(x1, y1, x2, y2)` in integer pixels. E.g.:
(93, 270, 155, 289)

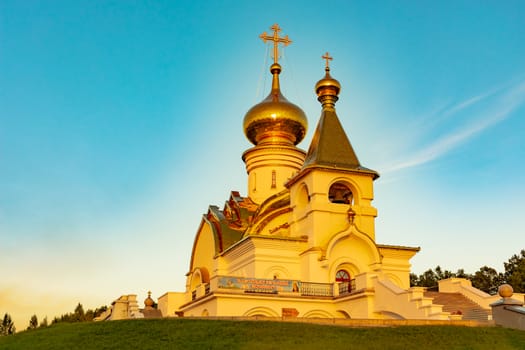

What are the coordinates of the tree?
(409, 273, 419, 287)
(504, 249, 525, 293)
(0, 313, 16, 336)
(410, 266, 474, 287)
(471, 266, 504, 295)
(27, 314, 38, 331)
(412, 268, 439, 288)
(455, 268, 470, 279)
(39, 316, 48, 328)
(73, 303, 85, 322)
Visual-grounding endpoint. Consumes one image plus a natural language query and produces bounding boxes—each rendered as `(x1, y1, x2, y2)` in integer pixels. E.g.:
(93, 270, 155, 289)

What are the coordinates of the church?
(152, 24, 464, 320)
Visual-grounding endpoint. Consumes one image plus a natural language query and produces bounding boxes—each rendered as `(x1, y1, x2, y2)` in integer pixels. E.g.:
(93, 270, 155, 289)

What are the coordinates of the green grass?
(0, 318, 524, 350)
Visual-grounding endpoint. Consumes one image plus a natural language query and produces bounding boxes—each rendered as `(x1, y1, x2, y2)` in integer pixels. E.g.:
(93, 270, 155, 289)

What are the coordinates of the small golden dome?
(243, 63, 307, 146)
(144, 291, 154, 308)
(316, 52, 341, 109)
(315, 70, 341, 96)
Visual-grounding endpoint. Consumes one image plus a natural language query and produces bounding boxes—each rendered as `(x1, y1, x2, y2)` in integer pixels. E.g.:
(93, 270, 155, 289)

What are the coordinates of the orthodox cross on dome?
(322, 52, 333, 70)
(259, 24, 292, 64)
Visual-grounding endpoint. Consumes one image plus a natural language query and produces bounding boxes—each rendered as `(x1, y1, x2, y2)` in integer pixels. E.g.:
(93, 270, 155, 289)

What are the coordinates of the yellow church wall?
(377, 246, 419, 290)
(327, 231, 381, 270)
(189, 221, 216, 275)
(180, 288, 399, 320)
(334, 292, 376, 318)
(220, 236, 306, 280)
(183, 292, 347, 319)
(157, 292, 185, 318)
(289, 170, 377, 245)
(297, 233, 379, 286)
(187, 220, 218, 301)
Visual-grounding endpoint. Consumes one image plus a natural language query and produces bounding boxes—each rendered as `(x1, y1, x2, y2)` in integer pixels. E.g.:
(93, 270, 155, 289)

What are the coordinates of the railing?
(191, 290, 197, 301)
(338, 279, 356, 296)
(204, 283, 210, 295)
(300, 282, 333, 297)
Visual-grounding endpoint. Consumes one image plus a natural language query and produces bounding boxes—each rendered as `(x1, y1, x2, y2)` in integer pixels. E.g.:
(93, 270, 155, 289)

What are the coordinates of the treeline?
(411, 249, 525, 294)
(50, 303, 107, 324)
(1, 303, 107, 336)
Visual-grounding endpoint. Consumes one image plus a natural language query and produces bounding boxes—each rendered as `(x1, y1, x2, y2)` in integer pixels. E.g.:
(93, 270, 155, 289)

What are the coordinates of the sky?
(1, 0, 525, 330)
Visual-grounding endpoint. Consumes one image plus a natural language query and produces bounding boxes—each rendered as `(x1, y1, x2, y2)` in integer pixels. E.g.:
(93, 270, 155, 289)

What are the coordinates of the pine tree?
(74, 303, 85, 322)
(27, 314, 38, 330)
(0, 313, 16, 335)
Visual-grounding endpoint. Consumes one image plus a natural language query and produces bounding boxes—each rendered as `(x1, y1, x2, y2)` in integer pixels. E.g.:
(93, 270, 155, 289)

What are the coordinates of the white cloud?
(383, 80, 525, 174)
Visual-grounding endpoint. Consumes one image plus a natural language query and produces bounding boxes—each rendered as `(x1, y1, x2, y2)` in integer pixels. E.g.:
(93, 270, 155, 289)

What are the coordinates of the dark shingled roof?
(302, 109, 379, 179)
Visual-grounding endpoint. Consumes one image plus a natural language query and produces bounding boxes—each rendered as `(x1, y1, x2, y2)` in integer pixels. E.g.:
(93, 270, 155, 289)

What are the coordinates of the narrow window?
(271, 170, 276, 189)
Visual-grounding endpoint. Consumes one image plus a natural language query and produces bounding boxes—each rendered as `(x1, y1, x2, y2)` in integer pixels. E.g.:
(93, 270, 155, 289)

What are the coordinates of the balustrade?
(300, 281, 333, 297)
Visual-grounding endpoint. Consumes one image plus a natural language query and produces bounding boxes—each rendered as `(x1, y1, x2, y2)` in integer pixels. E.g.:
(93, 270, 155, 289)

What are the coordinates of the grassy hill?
(1, 318, 524, 350)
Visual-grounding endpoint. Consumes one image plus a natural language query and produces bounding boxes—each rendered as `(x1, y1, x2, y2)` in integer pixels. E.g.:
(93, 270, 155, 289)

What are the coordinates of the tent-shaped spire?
(303, 109, 362, 170)
(302, 53, 378, 178)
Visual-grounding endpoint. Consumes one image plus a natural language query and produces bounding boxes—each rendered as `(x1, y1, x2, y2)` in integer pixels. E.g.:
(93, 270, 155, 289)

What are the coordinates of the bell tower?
(287, 53, 379, 247)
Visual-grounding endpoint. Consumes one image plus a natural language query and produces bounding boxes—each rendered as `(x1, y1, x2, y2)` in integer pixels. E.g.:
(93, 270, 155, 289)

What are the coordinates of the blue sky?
(1, 1, 524, 328)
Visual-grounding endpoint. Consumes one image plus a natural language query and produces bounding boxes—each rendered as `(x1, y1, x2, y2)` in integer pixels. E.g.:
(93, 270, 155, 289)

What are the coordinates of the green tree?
(416, 268, 439, 288)
(26, 314, 38, 331)
(409, 273, 419, 287)
(455, 268, 471, 279)
(471, 266, 503, 294)
(39, 316, 48, 328)
(0, 313, 16, 335)
(434, 266, 454, 280)
(504, 249, 525, 293)
(74, 303, 85, 322)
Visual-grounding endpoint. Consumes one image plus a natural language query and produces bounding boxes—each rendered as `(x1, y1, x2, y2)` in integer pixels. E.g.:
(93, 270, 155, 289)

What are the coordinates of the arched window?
(335, 269, 351, 282)
(329, 182, 353, 204)
(336, 269, 352, 295)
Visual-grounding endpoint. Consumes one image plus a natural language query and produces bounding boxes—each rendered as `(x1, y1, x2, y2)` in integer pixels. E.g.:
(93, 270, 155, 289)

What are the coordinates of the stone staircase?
(424, 291, 492, 322)
(374, 279, 450, 319)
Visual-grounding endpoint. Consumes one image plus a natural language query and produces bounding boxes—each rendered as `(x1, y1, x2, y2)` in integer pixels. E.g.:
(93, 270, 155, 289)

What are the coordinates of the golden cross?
(259, 24, 292, 64)
(322, 52, 333, 70)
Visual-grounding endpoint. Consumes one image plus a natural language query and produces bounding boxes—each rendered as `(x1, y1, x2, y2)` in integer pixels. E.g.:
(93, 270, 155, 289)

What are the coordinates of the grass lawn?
(0, 318, 524, 349)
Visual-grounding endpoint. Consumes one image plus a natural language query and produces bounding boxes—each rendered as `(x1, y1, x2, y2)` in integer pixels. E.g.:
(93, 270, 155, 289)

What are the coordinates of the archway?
(329, 181, 353, 204)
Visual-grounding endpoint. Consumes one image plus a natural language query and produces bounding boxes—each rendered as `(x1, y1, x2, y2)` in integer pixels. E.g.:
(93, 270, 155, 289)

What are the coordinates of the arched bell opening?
(328, 181, 353, 205)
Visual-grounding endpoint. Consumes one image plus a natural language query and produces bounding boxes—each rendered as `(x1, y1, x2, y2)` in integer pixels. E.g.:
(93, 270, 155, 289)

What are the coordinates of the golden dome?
(244, 63, 307, 146)
(315, 52, 341, 109)
(144, 291, 154, 308)
(315, 70, 341, 96)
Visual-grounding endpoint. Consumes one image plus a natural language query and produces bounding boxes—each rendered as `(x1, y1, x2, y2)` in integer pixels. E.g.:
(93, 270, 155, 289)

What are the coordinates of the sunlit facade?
(159, 25, 451, 320)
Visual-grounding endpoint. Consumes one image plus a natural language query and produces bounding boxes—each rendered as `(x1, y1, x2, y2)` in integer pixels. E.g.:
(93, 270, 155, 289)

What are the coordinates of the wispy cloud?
(443, 84, 505, 117)
(383, 80, 525, 174)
